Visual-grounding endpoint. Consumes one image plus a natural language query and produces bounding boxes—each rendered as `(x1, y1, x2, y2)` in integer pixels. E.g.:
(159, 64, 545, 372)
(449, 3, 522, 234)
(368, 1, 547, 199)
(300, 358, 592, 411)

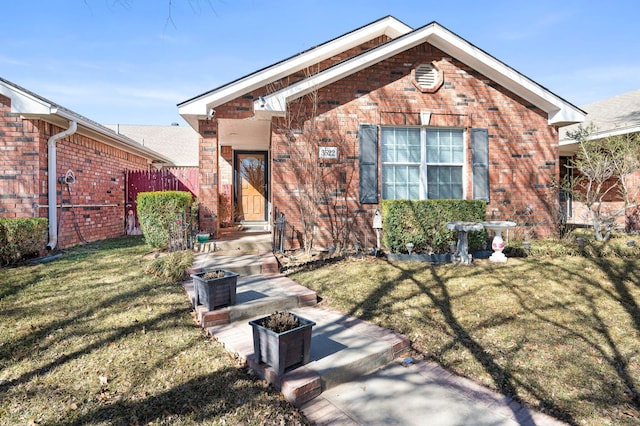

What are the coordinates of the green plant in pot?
(249, 311, 315, 375)
(190, 269, 239, 310)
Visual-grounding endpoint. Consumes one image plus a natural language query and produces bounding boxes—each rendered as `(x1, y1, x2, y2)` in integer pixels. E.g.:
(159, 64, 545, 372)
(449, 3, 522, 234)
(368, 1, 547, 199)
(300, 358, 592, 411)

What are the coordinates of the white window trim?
(381, 126, 467, 200)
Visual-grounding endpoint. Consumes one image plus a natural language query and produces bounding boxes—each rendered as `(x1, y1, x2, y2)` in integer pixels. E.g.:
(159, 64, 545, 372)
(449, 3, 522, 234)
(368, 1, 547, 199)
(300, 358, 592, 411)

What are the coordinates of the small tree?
(608, 132, 640, 232)
(565, 124, 640, 241)
(272, 68, 359, 255)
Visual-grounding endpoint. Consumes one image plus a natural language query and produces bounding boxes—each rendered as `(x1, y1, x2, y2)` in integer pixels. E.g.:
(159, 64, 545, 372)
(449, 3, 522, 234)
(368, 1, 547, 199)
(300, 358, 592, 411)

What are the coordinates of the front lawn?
(290, 254, 640, 425)
(0, 236, 308, 426)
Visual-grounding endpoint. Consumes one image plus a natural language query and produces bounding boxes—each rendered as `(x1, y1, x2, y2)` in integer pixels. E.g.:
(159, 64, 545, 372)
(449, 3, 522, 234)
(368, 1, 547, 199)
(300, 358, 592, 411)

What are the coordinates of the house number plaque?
(319, 146, 338, 159)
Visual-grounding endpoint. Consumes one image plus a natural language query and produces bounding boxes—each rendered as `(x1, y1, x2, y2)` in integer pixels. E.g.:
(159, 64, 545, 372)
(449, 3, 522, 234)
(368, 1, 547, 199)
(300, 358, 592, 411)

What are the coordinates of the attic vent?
(415, 64, 438, 88)
(413, 63, 443, 93)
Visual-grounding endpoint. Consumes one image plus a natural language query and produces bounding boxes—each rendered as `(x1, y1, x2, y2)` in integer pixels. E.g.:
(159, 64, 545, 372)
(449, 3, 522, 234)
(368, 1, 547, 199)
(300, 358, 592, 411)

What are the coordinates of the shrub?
(382, 200, 487, 254)
(0, 218, 48, 266)
(137, 191, 193, 249)
(144, 250, 195, 282)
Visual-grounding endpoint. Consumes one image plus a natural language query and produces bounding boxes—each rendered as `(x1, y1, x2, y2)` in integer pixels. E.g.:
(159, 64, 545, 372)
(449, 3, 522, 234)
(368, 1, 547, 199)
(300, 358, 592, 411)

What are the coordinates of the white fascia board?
(0, 81, 53, 115)
(560, 124, 640, 146)
(257, 25, 439, 113)
(178, 17, 412, 117)
(257, 22, 586, 127)
(50, 108, 172, 163)
(426, 27, 585, 126)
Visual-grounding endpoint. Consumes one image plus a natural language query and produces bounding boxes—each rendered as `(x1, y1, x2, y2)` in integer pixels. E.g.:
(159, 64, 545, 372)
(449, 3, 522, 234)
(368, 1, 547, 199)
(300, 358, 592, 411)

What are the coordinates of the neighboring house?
(559, 89, 640, 229)
(104, 123, 199, 167)
(178, 16, 585, 250)
(0, 77, 171, 250)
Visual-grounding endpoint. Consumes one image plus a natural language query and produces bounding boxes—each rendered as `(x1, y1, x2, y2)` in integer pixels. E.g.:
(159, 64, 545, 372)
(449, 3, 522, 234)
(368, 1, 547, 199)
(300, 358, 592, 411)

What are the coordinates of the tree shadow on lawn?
(346, 260, 578, 425)
(565, 258, 639, 409)
(0, 275, 168, 372)
(48, 366, 294, 426)
(482, 258, 639, 421)
(0, 299, 191, 395)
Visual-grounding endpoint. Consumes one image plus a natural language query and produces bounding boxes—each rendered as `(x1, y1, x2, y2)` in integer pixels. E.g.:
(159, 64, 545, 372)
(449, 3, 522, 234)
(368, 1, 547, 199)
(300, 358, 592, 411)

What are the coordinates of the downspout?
(46, 120, 78, 250)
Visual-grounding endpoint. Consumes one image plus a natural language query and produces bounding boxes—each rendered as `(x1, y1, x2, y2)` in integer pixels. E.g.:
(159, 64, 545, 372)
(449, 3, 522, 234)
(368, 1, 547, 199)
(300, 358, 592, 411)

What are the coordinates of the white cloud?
(497, 12, 573, 41)
(543, 63, 640, 105)
(0, 55, 27, 66)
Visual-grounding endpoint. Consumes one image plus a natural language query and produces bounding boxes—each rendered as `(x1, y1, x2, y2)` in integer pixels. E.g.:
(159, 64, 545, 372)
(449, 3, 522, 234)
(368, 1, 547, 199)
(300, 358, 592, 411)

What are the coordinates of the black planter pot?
(190, 269, 239, 311)
(249, 313, 315, 375)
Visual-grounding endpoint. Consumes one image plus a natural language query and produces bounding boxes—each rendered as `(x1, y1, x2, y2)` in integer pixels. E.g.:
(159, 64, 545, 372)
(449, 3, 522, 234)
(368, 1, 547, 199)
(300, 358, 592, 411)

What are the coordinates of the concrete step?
(191, 250, 278, 277)
(197, 254, 263, 276)
(197, 230, 273, 254)
(238, 221, 270, 232)
(184, 274, 317, 328)
(206, 305, 410, 406)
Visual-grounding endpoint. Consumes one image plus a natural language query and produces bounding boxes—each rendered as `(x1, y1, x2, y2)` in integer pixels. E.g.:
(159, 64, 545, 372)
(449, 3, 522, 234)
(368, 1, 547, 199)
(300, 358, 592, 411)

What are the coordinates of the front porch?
(217, 118, 273, 231)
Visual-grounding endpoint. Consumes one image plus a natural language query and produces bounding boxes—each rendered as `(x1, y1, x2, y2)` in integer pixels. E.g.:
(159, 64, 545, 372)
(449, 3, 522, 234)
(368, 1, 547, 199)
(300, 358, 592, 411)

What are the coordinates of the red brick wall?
(198, 36, 393, 234)
(203, 40, 561, 249)
(0, 94, 41, 218)
(267, 42, 559, 248)
(0, 94, 152, 249)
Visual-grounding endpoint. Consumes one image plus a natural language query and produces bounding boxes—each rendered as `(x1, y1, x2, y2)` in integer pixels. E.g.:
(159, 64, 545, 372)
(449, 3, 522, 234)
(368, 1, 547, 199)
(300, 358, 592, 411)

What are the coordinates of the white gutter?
(46, 120, 78, 250)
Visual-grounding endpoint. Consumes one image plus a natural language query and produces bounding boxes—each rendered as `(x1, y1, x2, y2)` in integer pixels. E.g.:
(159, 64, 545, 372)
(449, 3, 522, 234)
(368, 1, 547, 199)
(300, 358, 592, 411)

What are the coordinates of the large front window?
(382, 127, 464, 200)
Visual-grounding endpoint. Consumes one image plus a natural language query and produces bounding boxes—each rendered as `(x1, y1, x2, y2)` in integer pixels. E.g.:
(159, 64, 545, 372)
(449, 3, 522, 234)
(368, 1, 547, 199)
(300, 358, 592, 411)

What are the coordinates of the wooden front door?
(235, 152, 267, 222)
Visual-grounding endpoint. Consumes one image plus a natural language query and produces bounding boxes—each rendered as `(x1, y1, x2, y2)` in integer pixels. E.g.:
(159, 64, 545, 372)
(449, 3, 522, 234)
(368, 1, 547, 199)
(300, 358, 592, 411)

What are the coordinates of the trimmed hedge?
(0, 218, 48, 266)
(137, 191, 193, 249)
(381, 200, 487, 254)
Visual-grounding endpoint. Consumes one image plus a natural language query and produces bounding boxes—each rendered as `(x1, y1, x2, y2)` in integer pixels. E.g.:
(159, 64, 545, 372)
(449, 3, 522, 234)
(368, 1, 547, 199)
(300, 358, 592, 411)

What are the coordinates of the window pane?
(426, 129, 464, 164)
(452, 131, 464, 163)
(407, 128, 421, 162)
(381, 164, 420, 200)
(427, 166, 463, 199)
(439, 148, 451, 163)
(381, 128, 394, 162)
(381, 128, 421, 165)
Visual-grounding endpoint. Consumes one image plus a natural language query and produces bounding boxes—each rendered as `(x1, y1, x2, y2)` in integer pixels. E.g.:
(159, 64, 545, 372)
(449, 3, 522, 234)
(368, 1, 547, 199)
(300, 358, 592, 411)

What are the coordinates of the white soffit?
(177, 16, 412, 120)
(256, 22, 585, 127)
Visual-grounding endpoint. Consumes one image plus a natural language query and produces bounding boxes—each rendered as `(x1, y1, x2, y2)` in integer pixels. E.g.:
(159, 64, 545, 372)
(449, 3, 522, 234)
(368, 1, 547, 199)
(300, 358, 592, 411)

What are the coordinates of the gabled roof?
(0, 77, 172, 164)
(105, 124, 199, 167)
(177, 16, 412, 127)
(560, 88, 640, 144)
(179, 17, 585, 128)
(255, 21, 585, 127)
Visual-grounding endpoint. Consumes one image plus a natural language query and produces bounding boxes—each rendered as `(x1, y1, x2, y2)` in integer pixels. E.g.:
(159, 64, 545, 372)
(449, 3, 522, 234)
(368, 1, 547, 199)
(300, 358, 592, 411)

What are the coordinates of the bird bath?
(446, 222, 484, 264)
(481, 221, 516, 262)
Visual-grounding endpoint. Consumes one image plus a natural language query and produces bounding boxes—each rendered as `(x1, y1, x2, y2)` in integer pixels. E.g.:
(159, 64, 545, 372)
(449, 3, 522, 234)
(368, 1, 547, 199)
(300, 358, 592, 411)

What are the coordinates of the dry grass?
(0, 236, 308, 426)
(290, 254, 640, 425)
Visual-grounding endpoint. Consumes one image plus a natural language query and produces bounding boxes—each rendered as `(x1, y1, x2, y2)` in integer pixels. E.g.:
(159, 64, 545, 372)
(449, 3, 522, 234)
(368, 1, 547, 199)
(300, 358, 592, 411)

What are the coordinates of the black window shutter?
(359, 124, 378, 203)
(471, 128, 489, 201)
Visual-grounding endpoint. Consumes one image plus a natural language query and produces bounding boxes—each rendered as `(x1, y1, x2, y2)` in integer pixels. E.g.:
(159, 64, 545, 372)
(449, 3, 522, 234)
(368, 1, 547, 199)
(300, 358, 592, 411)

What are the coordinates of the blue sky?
(2, 0, 639, 126)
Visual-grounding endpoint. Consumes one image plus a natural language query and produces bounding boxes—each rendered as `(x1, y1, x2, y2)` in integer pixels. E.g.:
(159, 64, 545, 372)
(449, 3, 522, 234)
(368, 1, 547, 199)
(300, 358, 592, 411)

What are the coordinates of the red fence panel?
(125, 168, 199, 233)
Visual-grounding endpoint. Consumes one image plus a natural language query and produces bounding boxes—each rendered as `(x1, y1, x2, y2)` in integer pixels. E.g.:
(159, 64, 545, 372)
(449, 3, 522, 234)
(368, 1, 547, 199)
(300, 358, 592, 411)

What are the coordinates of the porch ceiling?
(217, 118, 271, 150)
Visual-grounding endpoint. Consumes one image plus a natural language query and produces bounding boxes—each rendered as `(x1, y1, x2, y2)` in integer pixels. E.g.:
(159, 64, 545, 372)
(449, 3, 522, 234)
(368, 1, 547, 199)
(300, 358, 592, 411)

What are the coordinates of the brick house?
(0, 77, 170, 250)
(178, 16, 585, 250)
(559, 89, 640, 231)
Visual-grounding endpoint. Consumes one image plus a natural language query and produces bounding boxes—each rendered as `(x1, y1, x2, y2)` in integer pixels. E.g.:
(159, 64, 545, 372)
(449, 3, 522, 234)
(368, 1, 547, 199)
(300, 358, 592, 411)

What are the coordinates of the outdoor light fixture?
(406, 243, 414, 255)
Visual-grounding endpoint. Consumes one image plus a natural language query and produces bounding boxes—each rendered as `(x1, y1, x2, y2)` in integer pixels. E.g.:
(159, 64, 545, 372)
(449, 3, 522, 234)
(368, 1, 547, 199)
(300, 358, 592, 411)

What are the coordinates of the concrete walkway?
(185, 231, 566, 426)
